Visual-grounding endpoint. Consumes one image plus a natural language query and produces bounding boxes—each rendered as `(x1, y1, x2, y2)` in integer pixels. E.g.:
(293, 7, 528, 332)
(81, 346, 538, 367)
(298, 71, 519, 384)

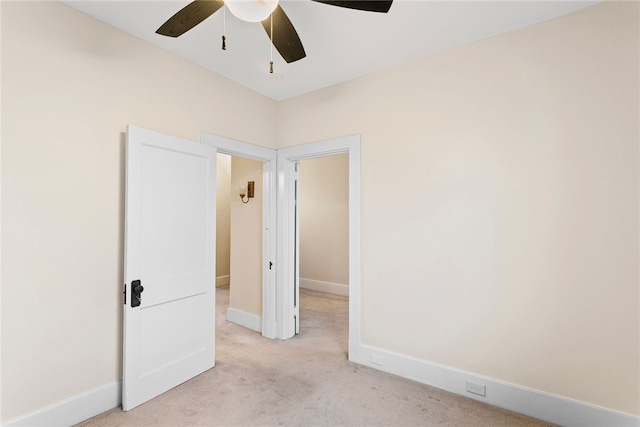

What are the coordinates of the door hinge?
(123, 284, 126, 305)
(269, 261, 273, 270)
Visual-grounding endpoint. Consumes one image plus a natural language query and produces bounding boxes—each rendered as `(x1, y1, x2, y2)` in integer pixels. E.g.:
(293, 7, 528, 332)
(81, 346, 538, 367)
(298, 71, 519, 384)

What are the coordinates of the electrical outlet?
(466, 381, 486, 397)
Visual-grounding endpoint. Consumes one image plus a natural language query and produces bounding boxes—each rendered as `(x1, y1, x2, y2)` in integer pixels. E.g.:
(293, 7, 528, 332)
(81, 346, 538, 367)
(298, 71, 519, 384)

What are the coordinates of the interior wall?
(0, 1, 276, 423)
(216, 154, 232, 286)
(229, 157, 263, 317)
(298, 155, 349, 287)
(275, 1, 639, 416)
(1, 0, 638, 423)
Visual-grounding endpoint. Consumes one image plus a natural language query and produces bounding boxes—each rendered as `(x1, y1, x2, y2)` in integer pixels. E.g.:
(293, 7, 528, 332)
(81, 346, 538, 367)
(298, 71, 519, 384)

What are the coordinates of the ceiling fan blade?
(156, 0, 224, 37)
(311, 0, 393, 13)
(261, 5, 306, 64)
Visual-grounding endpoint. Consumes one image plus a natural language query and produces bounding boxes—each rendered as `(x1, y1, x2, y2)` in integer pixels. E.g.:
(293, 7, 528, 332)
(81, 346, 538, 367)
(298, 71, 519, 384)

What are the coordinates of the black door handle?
(131, 280, 143, 307)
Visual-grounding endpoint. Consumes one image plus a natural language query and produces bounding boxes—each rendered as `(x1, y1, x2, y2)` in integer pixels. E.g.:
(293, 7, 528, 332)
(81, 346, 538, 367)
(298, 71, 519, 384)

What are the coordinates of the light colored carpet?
(78, 287, 552, 427)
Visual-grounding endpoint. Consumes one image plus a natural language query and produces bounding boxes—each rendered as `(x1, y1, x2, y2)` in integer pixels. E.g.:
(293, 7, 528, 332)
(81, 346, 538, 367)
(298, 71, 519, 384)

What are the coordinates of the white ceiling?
(62, 0, 599, 101)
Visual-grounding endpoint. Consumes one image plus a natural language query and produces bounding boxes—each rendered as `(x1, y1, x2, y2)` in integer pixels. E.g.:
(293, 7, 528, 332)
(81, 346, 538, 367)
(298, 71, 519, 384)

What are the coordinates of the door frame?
(276, 135, 362, 358)
(200, 133, 279, 339)
(201, 132, 362, 346)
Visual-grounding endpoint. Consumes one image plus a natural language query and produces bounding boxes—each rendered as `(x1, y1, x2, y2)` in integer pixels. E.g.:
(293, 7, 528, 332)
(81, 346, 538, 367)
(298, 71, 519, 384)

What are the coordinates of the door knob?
(131, 280, 144, 308)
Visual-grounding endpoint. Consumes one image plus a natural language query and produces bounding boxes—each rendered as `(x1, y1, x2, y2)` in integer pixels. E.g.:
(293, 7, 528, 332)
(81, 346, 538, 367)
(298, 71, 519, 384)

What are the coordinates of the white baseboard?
(4, 381, 121, 427)
(300, 278, 348, 297)
(216, 275, 230, 288)
(5, 346, 636, 427)
(351, 344, 639, 427)
(226, 307, 262, 333)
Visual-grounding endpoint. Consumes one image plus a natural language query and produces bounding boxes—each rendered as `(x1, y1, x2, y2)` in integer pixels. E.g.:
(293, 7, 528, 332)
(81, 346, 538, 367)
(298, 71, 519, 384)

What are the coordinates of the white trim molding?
(4, 381, 121, 427)
(352, 344, 640, 427)
(226, 308, 262, 333)
(300, 278, 348, 297)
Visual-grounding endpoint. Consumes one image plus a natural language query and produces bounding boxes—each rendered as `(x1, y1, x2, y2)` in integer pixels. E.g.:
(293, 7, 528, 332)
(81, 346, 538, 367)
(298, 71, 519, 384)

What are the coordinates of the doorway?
(276, 134, 361, 359)
(216, 154, 265, 333)
(202, 132, 361, 348)
(298, 154, 349, 297)
(202, 132, 278, 338)
(297, 154, 350, 345)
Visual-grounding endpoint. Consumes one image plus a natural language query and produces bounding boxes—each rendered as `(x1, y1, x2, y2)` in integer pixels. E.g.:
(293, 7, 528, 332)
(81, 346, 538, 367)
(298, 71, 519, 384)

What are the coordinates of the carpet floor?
(78, 287, 552, 426)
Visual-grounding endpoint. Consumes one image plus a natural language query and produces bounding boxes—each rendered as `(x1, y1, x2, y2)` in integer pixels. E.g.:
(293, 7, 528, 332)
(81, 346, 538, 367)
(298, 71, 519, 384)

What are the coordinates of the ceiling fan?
(156, 0, 393, 64)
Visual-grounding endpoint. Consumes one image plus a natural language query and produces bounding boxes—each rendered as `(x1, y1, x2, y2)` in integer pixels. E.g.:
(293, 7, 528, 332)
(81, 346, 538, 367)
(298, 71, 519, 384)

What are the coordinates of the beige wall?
(1, 0, 638, 423)
(216, 154, 232, 283)
(0, 1, 275, 423)
(299, 155, 349, 285)
(229, 157, 263, 316)
(276, 1, 639, 416)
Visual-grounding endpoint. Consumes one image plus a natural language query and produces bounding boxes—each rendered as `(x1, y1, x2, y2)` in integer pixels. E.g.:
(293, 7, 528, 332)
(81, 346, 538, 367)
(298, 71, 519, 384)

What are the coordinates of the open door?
(123, 126, 217, 411)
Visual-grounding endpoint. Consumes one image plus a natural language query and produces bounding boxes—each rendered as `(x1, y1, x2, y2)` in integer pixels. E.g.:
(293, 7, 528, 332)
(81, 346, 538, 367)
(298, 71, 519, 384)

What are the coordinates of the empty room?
(1, 1, 638, 426)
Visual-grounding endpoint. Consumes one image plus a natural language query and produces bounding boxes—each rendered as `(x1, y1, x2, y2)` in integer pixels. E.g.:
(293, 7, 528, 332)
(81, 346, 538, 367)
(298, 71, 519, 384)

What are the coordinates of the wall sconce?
(239, 181, 255, 204)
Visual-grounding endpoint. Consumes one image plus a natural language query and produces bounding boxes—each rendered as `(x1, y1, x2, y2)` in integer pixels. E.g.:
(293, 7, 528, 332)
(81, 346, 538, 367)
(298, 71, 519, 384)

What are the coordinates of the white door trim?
(276, 135, 361, 352)
(200, 133, 278, 339)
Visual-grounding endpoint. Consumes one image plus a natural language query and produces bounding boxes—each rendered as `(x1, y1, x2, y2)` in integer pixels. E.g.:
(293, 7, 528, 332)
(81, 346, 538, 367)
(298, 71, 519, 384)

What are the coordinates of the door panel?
(123, 126, 217, 411)
(275, 156, 298, 339)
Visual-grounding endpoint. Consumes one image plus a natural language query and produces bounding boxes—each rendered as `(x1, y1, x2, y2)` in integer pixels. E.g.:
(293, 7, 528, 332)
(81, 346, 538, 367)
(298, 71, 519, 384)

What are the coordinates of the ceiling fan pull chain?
(269, 14, 274, 73)
(222, 4, 227, 50)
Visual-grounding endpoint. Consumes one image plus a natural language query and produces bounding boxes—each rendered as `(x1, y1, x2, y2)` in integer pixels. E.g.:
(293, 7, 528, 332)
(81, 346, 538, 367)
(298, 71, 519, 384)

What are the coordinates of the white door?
(123, 125, 217, 411)
(275, 155, 298, 339)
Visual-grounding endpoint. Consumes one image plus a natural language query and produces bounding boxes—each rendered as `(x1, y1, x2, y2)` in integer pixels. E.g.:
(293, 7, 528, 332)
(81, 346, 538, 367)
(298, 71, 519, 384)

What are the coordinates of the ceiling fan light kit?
(156, 0, 393, 68)
(225, 0, 279, 23)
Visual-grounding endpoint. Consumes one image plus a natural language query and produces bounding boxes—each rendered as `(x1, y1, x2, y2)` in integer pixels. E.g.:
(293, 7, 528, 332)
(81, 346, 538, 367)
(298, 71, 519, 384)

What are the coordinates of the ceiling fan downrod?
(269, 14, 274, 73)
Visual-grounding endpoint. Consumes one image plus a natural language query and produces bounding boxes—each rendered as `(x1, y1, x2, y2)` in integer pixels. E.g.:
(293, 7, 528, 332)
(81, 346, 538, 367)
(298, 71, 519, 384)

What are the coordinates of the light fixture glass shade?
(225, 0, 278, 23)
